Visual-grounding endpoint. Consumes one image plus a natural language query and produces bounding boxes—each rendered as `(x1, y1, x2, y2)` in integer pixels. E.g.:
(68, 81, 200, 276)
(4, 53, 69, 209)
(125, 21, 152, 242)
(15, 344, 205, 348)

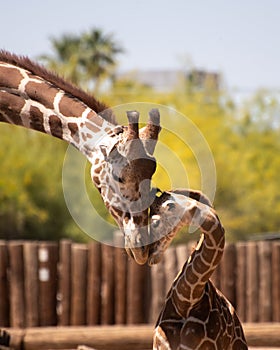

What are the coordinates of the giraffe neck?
(170, 198, 225, 317)
(0, 51, 118, 160)
(150, 192, 225, 316)
(0, 53, 162, 265)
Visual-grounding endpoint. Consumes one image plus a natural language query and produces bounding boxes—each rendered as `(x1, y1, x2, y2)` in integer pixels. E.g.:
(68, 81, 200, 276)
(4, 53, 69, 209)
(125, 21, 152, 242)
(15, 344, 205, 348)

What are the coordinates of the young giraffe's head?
(148, 189, 212, 265)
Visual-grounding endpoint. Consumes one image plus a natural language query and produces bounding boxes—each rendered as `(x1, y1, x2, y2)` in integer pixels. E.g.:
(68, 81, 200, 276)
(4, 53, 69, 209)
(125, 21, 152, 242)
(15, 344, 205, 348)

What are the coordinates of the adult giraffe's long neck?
(0, 51, 161, 265)
(150, 191, 225, 314)
(0, 50, 117, 157)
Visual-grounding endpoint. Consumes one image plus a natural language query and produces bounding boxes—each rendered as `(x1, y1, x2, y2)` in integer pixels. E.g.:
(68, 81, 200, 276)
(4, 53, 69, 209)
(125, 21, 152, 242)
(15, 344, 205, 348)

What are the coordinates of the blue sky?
(1, 0, 279, 92)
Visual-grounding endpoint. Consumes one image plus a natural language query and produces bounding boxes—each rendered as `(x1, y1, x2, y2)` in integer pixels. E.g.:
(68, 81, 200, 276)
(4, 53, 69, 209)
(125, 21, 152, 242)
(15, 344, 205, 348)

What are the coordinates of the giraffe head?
(148, 189, 212, 265)
(0, 51, 161, 265)
(89, 109, 161, 265)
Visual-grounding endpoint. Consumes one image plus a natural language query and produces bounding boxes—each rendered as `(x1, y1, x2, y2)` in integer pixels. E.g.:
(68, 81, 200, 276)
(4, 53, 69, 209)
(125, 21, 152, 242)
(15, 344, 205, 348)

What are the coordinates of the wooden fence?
(5, 324, 280, 350)
(0, 239, 279, 328)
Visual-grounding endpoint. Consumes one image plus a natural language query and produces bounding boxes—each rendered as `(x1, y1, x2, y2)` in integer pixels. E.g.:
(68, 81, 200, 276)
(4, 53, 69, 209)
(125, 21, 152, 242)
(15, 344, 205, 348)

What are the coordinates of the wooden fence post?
(24, 241, 39, 327)
(220, 243, 236, 307)
(126, 259, 149, 324)
(114, 247, 127, 325)
(246, 242, 259, 322)
(70, 244, 88, 326)
(258, 241, 272, 322)
(101, 244, 115, 325)
(149, 259, 166, 324)
(272, 242, 280, 322)
(8, 241, 25, 328)
(38, 242, 59, 326)
(58, 240, 72, 326)
(87, 242, 102, 325)
(236, 242, 247, 322)
(2, 239, 280, 329)
(0, 241, 9, 326)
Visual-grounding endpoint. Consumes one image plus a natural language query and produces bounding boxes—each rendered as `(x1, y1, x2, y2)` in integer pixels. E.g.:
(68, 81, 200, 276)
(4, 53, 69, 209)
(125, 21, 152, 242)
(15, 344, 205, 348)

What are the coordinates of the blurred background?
(0, 0, 280, 243)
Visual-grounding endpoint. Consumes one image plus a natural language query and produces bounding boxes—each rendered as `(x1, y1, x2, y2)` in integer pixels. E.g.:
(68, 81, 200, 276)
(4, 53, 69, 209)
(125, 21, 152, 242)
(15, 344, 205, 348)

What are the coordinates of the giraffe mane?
(0, 50, 116, 124)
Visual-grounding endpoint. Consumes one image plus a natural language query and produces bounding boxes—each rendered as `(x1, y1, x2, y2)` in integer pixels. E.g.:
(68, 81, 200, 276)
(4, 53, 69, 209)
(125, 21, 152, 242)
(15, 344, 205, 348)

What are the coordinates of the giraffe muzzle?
(125, 245, 149, 265)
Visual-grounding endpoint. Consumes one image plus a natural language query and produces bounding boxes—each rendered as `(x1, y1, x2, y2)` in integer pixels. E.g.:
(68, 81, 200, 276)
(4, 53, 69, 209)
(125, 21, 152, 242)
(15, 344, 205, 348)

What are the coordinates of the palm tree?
(40, 28, 123, 92)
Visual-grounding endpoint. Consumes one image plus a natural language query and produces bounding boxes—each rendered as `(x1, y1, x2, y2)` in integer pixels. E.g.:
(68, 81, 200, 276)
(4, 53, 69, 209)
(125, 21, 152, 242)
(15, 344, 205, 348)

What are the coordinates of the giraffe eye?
(151, 215, 160, 229)
(152, 220, 160, 229)
(167, 202, 176, 210)
(163, 200, 176, 211)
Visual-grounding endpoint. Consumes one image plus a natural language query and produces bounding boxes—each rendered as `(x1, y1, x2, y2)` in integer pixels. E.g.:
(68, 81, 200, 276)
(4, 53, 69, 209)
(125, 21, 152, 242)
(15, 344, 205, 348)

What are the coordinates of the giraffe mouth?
(125, 246, 149, 265)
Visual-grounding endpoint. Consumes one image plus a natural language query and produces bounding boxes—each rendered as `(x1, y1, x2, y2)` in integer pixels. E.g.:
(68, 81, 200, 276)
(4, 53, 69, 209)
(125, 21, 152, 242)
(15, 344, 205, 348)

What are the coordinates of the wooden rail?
(4, 324, 280, 350)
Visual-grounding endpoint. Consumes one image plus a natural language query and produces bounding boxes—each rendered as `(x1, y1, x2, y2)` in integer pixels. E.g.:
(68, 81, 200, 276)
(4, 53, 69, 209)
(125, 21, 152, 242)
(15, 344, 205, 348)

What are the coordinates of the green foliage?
(0, 125, 102, 241)
(103, 86, 280, 243)
(1, 29, 280, 242)
(40, 28, 123, 92)
(1, 85, 280, 242)
(0, 125, 65, 239)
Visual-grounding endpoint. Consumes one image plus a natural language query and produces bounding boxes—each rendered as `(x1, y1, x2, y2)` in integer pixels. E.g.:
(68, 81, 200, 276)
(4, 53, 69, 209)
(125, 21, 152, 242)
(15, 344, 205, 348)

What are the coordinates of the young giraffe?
(0, 51, 161, 264)
(149, 189, 248, 350)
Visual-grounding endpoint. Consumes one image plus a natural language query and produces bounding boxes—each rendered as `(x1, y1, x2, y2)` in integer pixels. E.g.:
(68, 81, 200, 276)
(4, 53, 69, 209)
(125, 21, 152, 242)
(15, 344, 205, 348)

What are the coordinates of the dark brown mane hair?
(0, 50, 116, 124)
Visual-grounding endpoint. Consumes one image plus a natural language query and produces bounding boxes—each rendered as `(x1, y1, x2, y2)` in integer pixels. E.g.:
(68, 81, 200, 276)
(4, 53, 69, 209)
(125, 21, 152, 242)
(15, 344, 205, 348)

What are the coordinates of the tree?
(104, 84, 280, 243)
(40, 28, 123, 92)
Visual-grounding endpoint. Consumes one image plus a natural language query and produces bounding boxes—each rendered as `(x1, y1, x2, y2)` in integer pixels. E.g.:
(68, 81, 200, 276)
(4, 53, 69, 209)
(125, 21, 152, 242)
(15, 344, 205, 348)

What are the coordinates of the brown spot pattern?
(0, 66, 23, 89)
(25, 80, 58, 110)
(86, 110, 104, 127)
(68, 122, 79, 143)
(29, 105, 45, 132)
(85, 121, 100, 133)
(49, 115, 63, 139)
(0, 90, 24, 125)
(192, 254, 210, 273)
(59, 94, 86, 117)
(181, 321, 205, 349)
(189, 292, 210, 322)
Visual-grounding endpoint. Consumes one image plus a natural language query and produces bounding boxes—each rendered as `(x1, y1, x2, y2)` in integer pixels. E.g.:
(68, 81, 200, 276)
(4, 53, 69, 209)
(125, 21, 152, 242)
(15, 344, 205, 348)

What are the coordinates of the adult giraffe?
(150, 189, 248, 350)
(0, 51, 161, 264)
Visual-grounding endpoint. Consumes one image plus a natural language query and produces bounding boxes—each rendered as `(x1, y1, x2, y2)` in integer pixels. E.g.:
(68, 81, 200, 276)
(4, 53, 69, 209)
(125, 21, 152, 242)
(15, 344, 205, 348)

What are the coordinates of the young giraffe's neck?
(0, 50, 118, 160)
(151, 192, 248, 350)
(151, 192, 225, 316)
(171, 199, 224, 316)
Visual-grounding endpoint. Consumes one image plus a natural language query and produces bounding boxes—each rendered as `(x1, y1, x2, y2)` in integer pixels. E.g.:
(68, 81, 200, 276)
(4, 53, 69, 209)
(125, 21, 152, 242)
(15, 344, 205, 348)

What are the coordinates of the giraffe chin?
(125, 246, 149, 265)
(148, 254, 162, 266)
